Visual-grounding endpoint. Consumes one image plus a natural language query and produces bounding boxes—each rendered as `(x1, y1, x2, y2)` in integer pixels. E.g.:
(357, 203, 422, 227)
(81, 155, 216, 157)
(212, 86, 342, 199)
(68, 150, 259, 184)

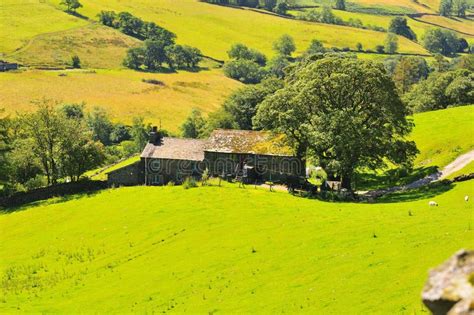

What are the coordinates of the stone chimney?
(149, 126, 162, 145)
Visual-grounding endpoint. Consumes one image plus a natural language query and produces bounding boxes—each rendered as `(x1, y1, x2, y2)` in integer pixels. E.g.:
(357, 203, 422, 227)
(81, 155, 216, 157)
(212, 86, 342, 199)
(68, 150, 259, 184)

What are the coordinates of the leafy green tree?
(223, 77, 283, 130)
(181, 109, 206, 138)
(272, 34, 296, 57)
(61, 103, 85, 120)
(423, 28, 460, 56)
(433, 54, 450, 72)
(335, 0, 346, 10)
(110, 123, 131, 144)
(439, 0, 452, 16)
(179, 46, 203, 68)
(452, 0, 468, 17)
(131, 117, 150, 152)
(320, 6, 340, 24)
(393, 56, 429, 93)
(165, 44, 187, 68)
(259, 0, 277, 10)
(223, 59, 268, 84)
(457, 38, 469, 53)
(123, 47, 145, 70)
(202, 109, 238, 137)
(18, 100, 66, 185)
(142, 22, 176, 45)
(228, 43, 267, 66)
(385, 33, 398, 54)
(60, 0, 82, 13)
(143, 40, 168, 70)
(254, 57, 417, 189)
(306, 39, 326, 55)
(118, 12, 144, 38)
(388, 17, 417, 41)
(404, 69, 474, 112)
(267, 55, 290, 78)
(0, 109, 10, 183)
(60, 118, 106, 182)
(71, 55, 81, 68)
(273, 1, 289, 14)
(97, 11, 117, 27)
(87, 107, 113, 145)
(7, 137, 43, 187)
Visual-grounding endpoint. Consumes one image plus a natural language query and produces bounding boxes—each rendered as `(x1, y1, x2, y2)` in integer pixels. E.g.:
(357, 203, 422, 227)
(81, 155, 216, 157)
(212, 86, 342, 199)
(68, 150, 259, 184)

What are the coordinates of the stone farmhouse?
(108, 127, 305, 186)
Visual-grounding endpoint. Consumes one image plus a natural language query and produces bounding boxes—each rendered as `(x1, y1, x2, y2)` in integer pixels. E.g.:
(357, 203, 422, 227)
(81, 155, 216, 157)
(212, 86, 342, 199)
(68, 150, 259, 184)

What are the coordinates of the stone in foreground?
(422, 249, 474, 315)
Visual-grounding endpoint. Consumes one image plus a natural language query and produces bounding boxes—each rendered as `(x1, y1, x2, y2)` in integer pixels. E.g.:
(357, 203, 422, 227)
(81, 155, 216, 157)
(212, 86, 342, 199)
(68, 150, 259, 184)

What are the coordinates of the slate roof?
(140, 137, 207, 161)
(205, 129, 293, 156)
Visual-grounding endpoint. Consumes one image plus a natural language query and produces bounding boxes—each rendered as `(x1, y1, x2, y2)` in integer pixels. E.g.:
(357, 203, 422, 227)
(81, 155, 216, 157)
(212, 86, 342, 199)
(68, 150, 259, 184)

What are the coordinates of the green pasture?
(0, 0, 87, 55)
(1, 180, 472, 313)
(410, 105, 474, 169)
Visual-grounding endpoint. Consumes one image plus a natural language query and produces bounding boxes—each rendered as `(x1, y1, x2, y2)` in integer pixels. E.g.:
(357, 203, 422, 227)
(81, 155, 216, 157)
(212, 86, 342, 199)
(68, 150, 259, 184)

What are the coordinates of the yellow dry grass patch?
(416, 15, 474, 36)
(352, 0, 435, 13)
(0, 69, 242, 132)
(9, 24, 141, 69)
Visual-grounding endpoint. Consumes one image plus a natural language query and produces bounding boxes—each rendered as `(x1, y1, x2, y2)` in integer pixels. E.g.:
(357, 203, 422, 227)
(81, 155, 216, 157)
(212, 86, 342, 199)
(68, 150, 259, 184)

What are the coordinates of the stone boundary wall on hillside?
(0, 180, 108, 209)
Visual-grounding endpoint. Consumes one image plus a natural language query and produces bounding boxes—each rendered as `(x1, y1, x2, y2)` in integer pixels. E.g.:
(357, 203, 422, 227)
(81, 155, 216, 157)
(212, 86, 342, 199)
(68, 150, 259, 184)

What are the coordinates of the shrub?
(223, 59, 267, 84)
(228, 43, 267, 66)
(423, 28, 460, 56)
(71, 55, 81, 68)
(24, 175, 47, 191)
(183, 177, 198, 189)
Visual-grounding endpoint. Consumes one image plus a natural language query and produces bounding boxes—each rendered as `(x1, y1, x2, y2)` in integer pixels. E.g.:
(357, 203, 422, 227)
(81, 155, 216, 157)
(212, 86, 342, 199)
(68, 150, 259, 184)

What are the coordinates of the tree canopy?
(254, 57, 418, 189)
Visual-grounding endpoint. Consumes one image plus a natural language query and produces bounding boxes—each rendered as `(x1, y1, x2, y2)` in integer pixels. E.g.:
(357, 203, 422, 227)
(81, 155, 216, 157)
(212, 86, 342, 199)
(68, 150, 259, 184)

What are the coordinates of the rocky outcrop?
(422, 250, 474, 315)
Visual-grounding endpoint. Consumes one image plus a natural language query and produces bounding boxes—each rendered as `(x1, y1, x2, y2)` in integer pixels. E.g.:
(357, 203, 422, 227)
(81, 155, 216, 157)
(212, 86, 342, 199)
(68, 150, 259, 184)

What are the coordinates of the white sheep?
(465, 195, 469, 202)
(429, 201, 438, 207)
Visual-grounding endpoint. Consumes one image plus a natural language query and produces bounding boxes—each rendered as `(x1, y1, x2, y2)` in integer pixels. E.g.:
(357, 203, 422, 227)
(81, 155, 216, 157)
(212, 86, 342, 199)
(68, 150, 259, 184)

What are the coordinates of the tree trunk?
(341, 171, 353, 190)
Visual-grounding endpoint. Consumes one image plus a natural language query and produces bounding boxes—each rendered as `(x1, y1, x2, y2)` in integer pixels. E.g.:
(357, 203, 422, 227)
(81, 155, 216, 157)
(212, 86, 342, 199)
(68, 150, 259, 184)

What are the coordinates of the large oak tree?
(254, 56, 418, 189)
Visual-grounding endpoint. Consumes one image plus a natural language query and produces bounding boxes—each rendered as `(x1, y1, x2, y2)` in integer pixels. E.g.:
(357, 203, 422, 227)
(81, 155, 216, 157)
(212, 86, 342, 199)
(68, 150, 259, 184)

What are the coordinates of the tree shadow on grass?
(65, 11, 90, 21)
(355, 166, 439, 191)
(376, 180, 455, 203)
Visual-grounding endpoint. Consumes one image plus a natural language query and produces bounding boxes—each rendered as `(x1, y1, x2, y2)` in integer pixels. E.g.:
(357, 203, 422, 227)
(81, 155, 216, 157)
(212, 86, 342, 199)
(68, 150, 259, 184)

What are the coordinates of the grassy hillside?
(410, 105, 474, 168)
(290, 8, 474, 44)
(9, 24, 141, 69)
(44, 0, 428, 59)
(0, 69, 241, 131)
(0, 0, 87, 55)
(1, 181, 472, 313)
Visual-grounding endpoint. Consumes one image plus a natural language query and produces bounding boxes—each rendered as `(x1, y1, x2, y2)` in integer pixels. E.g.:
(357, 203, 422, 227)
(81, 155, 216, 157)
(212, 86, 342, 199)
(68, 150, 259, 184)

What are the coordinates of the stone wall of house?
(204, 152, 305, 183)
(107, 161, 144, 186)
(143, 158, 203, 185)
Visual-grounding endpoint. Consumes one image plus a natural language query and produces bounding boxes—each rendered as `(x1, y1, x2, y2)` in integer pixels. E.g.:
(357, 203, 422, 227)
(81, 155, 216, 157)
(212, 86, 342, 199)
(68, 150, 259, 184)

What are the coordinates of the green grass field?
(410, 105, 474, 168)
(1, 180, 472, 313)
(355, 105, 474, 190)
(0, 0, 88, 55)
(0, 68, 241, 131)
